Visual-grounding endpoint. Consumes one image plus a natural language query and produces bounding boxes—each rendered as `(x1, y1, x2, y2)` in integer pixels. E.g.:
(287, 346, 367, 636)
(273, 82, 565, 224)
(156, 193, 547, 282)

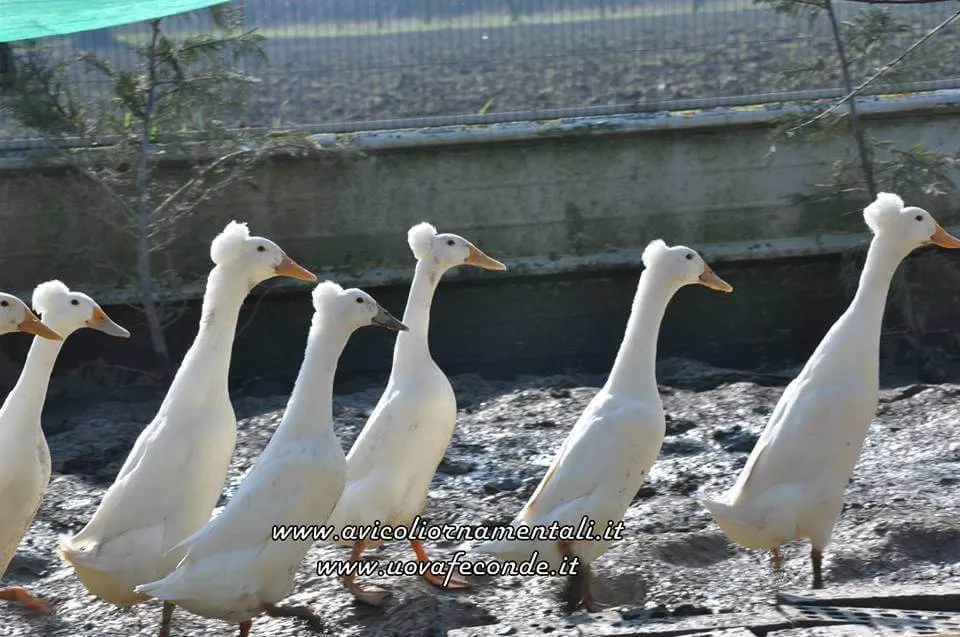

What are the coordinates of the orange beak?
(86, 306, 130, 338)
(928, 224, 960, 249)
(698, 265, 733, 293)
(19, 308, 62, 340)
(465, 244, 507, 271)
(274, 255, 318, 282)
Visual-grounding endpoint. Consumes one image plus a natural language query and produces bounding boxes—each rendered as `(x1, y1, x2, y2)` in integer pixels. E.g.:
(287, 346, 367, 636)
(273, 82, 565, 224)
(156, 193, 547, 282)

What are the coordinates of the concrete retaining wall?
(1, 90, 959, 385)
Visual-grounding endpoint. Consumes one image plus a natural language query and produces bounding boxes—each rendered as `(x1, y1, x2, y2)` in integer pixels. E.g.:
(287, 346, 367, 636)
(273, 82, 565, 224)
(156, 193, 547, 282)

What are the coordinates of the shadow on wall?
(0, 250, 958, 400)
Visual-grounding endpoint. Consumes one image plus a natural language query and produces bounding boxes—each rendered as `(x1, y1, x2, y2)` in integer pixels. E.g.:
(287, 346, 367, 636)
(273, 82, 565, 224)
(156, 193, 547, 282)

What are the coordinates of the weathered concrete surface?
(0, 251, 958, 402)
(2, 102, 960, 386)
(777, 584, 960, 611)
(1, 99, 959, 306)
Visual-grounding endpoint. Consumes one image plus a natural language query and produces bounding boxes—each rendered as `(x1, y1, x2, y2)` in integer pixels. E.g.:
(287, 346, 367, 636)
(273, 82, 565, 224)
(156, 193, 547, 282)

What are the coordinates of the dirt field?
(2, 359, 958, 636)
(240, 5, 960, 127)
(3, 3, 960, 140)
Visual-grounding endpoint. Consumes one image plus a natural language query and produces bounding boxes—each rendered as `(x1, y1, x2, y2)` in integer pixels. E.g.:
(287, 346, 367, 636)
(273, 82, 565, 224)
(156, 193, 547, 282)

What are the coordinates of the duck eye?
(446, 239, 455, 246)
(685, 253, 694, 260)
(70, 299, 79, 306)
(355, 297, 364, 304)
(915, 214, 923, 222)
(257, 245, 266, 252)
(0, 300, 7, 308)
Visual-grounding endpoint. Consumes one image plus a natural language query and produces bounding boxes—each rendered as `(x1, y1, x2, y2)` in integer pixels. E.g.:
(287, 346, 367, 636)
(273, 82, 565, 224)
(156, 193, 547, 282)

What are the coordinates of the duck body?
(137, 283, 406, 632)
(0, 404, 52, 577)
(138, 432, 343, 622)
(59, 270, 245, 605)
(0, 281, 128, 613)
(326, 223, 504, 541)
(59, 369, 238, 605)
(480, 389, 665, 570)
(702, 323, 878, 552)
(331, 357, 455, 542)
(0, 293, 63, 578)
(325, 222, 505, 604)
(699, 193, 960, 587)
(59, 222, 317, 607)
(0, 293, 68, 578)
(475, 241, 731, 582)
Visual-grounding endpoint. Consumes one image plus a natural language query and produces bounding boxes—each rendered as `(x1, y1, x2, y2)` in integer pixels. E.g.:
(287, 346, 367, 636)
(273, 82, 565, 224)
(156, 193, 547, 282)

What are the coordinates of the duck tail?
(698, 493, 754, 529)
(697, 495, 737, 521)
(697, 492, 767, 550)
(133, 578, 166, 600)
(57, 533, 95, 567)
(471, 539, 511, 558)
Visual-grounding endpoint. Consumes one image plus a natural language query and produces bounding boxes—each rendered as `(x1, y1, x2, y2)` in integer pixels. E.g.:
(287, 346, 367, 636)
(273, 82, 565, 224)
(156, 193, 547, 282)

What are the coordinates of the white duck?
(1, 282, 128, 613)
(0, 293, 61, 340)
(58, 221, 316, 634)
(325, 222, 505, 605)
(474, 240, 732, 612)
(136, 282, 407, 636)
(699, 192, 960, 589)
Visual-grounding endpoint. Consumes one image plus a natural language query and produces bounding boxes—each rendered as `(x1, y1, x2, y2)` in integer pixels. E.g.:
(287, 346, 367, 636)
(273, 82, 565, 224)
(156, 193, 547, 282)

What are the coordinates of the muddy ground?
(2, 358, 958, 636)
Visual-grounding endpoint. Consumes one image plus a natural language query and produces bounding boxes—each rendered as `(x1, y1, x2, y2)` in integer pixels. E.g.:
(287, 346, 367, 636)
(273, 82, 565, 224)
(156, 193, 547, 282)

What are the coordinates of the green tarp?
(0, 0, 228, 43)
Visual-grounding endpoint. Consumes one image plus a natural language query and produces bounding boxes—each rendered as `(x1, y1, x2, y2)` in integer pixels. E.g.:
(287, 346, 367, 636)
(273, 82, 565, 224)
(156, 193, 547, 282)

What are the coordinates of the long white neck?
(392, 258, 444, 371)
(165, 265, 251, 400)
(273, 314, 352, 441)
(604, 271, 678, 398)
(0, 333, 66, 431)
(805, 233, 905, 379)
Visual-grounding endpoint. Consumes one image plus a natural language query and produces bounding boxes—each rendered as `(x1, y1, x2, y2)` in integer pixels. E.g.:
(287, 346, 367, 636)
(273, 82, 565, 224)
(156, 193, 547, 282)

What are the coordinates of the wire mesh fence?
(2, 0, 960, 146)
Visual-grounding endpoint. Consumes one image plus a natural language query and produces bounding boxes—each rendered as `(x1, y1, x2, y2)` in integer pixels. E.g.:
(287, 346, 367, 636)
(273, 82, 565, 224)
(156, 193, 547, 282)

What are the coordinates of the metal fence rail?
(2, 0, 960, 144)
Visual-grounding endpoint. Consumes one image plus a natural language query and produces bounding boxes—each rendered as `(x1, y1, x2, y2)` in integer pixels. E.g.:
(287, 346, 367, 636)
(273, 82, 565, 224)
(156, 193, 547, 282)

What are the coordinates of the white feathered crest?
(32, 280, 70, 316)
(641, 239, 671, 270)
(863, 192, 904, 235)
(312, 281, 344, 310)
(407, 222, 438, 260)
(210, 221, 251, 266)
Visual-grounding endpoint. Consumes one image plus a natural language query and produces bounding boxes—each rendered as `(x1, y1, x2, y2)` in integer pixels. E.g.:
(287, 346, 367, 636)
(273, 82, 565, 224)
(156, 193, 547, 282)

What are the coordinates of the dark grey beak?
(371, 304, 408, 331)
(86, 307, 131, 338)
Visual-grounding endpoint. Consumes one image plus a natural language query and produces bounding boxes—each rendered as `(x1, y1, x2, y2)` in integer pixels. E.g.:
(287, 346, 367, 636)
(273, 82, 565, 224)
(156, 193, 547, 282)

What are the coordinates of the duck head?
(0, 293, 61, 340)
(210, 221, 318, 288)
(407, 222, 506, 272)
(31, 281, 130, 339)
(863, 192, 960, 254)
(312, 281, 408, 332)
(641, 239, 733, 293)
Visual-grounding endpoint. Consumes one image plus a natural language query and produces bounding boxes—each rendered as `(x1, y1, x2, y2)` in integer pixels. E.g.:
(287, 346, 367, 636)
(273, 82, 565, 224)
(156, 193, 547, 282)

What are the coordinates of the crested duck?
(325, 222, 505, 605)
(699, 192, 960, 588)
(58, 221, 316, 635)
(474, 240, 732, 612)
(136, 281, 406, 636)
(1, 282, 128, 613)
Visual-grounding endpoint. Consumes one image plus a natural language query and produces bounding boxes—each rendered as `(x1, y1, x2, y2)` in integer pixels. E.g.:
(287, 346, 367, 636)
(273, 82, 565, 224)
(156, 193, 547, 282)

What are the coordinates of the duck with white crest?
(474, 240, 732, 612)
(698, 192, 960, 589)
(136, 281, 407, 636)
(58, 221, 317, 635)
(1, 282, 129, 613)
(324, 222, 506, 605)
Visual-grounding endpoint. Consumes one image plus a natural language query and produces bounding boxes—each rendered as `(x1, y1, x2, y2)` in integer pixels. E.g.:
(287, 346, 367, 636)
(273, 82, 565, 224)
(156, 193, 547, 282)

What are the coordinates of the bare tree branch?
(135, 20, 172, 371)
(1, 6, 289, 374)
(788, 7, 960, 135)
(150, 147, 255, 219)
(826, 0, 877, 197)
(30, 132, 133, 213)
(151, 139, 320, 221)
